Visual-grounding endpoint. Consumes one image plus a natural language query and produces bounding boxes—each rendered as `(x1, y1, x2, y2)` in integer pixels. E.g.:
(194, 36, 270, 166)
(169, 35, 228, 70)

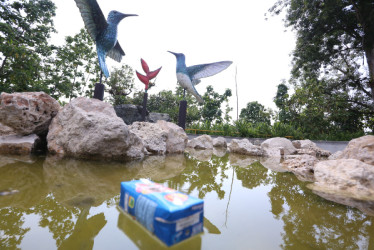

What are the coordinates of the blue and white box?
(119, 179, 204, 246)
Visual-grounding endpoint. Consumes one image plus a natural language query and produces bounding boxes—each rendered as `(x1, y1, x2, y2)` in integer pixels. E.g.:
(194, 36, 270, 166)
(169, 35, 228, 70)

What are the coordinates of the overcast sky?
(51, 0, 295, 118)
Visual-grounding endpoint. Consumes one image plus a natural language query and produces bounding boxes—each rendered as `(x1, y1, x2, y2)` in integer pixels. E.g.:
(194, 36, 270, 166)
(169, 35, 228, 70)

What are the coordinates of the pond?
(1, 150, 373, 250)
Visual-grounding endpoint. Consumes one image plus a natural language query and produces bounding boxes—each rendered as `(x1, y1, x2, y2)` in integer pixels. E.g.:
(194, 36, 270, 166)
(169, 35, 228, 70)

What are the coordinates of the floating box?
(119, 179, 204, 247)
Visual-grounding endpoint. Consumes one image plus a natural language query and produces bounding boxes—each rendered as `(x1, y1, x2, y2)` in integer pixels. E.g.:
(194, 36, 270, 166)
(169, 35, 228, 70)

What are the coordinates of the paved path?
(187, 134, 349, 154)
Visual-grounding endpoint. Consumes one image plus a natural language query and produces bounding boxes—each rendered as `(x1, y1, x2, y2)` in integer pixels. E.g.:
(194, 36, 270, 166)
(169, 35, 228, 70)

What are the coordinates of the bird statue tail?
(98, 52, 110, 78)
(187, 83, 204, 104)
(193, 92, 204, 104)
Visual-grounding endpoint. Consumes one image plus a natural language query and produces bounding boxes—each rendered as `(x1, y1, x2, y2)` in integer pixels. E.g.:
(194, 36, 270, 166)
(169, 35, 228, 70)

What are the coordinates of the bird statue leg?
(100, 71, 103, 85)
(183, 88, 186, 100)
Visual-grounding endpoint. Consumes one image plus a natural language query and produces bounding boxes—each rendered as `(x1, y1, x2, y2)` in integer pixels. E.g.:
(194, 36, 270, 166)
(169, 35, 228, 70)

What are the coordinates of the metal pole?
(141, 92, 148, 121)
(178, 100, 187, 129)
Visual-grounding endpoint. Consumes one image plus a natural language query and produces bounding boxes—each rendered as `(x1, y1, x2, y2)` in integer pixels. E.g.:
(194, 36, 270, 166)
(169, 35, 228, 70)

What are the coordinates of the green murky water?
(1, 150, 373, 250)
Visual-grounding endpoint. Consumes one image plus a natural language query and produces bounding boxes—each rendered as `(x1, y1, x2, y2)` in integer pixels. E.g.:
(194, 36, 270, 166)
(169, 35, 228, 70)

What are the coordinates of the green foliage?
(200, 85, 232, 125)
(0, 0, 56, 93)
(274, 82, 292, 123)
(106, 64, 135, 105)
(269, 0, 374, 136)
(240, 101, 271, 125)
(46, 29, 100, 100)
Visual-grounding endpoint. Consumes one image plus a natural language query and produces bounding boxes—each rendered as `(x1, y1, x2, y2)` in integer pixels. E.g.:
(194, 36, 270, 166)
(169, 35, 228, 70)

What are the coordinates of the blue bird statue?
(74, 0, 137, 81)
(168, 51, 232, 103)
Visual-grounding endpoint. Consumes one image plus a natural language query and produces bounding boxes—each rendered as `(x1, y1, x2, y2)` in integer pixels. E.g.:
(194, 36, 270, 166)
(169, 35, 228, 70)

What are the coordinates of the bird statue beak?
(168, 51, 177, 56)
(123, 13, 138, 18)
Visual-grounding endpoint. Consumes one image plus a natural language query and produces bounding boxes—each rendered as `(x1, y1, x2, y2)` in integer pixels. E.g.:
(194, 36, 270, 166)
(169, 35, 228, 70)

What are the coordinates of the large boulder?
(156, 120, 188, 154)
(312, 159, 374, 200)
(0, 134, 42, 155)
(129, 122, 167, 155)
(281, 154, 319, 181)
(187, 134, 213, 149)
(0, 122, 16, 136)
(213, 137, 227, 148)
(148, 113, 171, 123)
(261, 137, 297, 156)
(47, 97, 145, 161)
(331, 135, 374, 165)
(293, 139, 331, 157)
(114, 104, 144, 125)
(0, 92, 60, 136)
(114, 104, 171, 125)
(228, 139, 264, 156)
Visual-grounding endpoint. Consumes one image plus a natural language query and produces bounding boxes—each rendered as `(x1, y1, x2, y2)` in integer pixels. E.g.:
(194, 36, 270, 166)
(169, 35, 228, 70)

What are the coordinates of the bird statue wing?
(107, 42, 125, 62)
(187, 61, 233, 84)
(74, 0, 108, 40)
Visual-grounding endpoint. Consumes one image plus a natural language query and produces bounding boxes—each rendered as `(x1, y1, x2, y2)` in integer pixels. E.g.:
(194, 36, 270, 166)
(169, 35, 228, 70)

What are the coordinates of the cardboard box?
(119, 179, 204, 246)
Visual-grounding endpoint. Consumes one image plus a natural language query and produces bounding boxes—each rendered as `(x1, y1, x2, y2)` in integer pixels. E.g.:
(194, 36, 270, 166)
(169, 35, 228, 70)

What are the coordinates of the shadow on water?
(0, 151, 373, 249)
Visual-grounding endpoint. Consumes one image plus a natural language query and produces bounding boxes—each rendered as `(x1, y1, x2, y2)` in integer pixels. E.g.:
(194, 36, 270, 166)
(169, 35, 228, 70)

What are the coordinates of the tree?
(274, 82, 293, 123)
(0, 0, 56, 93)
(46, 29, 100, 100)
(106, 64, 135, 105)
(240, 101, 271, 125)
(131, 87, 201, 125)
(200, 85, 232, 125)
(269, 0, 374, 106)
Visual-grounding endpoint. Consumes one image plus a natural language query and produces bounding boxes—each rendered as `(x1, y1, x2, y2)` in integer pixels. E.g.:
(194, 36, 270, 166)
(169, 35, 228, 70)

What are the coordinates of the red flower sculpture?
(136, 59, 162, 91)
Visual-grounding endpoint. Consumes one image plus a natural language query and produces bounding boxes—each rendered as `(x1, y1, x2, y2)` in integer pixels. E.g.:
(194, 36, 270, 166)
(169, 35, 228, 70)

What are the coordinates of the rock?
(313, 159, 374, 199)
(293, 139, 331, 157)
(228, 139, 264, 156)
(114, 104, 170, 125)
(47, 97, 145, 161)
(261, 137, 297, 156)
(332, 135, 374, 165)
(187, 134, 213, 149)
(213, 137, 227, 148)
(148, 113, 171, 123)
(252, 140, 262, 146)
(0, 122, 16, 136)
(129, 122, 167, 155)
(0, 92, 60, 136)
(328, 150, 344, 160)
(114, 104, 144, 125)
(156, 120, 188, 154)
(296, 148, 317, 157)
(0, 134, 42, 155)
(281, 154, 319, 181)
(292, 140, 301, 149)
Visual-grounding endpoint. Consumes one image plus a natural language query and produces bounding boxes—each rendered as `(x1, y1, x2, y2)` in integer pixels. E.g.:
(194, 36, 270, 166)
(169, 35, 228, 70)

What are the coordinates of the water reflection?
(0, 153, 373, 249)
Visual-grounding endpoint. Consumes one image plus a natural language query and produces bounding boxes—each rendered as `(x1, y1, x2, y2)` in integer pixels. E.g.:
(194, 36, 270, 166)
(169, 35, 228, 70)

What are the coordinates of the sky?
(51, 0, 295, 118)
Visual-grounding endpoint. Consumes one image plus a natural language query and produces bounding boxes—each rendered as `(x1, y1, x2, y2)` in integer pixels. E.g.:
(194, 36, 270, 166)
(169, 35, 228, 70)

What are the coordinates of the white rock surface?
(331, 135, 374, 165)
(213, 137, 227, 148)
(312, 159, 374, 199)
(187, 134, 213, 149)
(0, 134, 41, 155)
(129, 122, 167, 155)
(47, 97, 145, 161)
(0, 92, 60, 135)
(261, 137, 297, 156)
(156, 120, 188, 154)
(228, 139, 264, 156)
